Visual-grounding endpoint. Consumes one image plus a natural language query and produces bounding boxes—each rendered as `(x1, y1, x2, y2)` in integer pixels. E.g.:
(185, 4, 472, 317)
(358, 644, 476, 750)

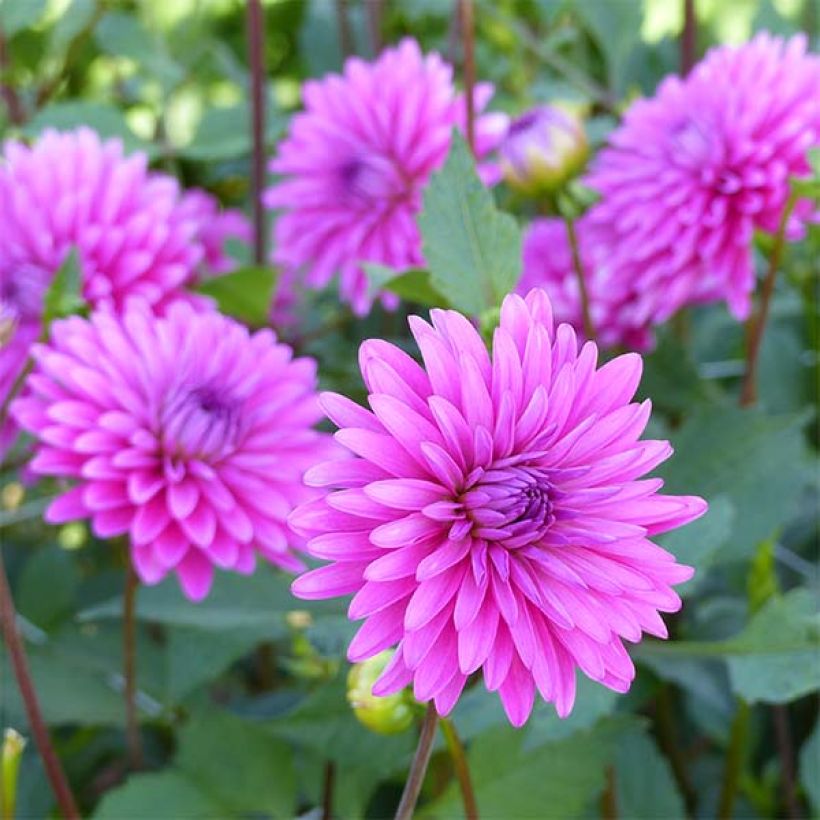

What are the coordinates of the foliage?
(1, 1, 817, 819)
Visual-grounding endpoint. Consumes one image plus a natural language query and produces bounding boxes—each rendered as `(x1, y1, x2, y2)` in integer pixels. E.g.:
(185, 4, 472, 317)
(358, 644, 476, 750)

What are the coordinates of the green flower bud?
(347, 651, 415, 735)
(1, 729, 26, 820)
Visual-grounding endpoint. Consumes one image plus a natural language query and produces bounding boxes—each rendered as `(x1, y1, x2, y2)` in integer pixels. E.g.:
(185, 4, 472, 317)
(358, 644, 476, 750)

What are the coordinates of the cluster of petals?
(265, 37, 508, 316)
(291, 290, 706, 725)
(584, 33, 819, 324)
(11, 301, 336, 600)
(519, 217, 653, 351)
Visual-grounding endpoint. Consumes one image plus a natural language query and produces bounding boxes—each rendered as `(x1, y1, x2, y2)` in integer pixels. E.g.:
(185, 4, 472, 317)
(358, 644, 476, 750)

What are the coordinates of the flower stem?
(739, 192, 798, 407)
(772, 705, 800, 819)
(600, 764, 617, 820)
(334, 0, 354, 58)
(680, 0, 697, 76)
(458, 0, 476, 157)
(321, 760, 335, 820)
(123, 560, 143, 770)
(0, 550, 80, 819)
(440, 717, 478, 819)
(717, 699, 749, 820)
(394, 703, 439, 820)
(246, 0, 267, 267)
(564, 215, 596, 342)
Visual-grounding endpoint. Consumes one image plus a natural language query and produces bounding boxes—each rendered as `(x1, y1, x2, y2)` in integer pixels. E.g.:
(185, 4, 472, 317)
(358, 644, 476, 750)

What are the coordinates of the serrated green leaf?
(423, 717, 634, 819)
(93, 771, 221, 818)
(615, 726, 685, 819)
(418, 132, 522, 316)
(176, 710, 296, 817)
(363, 264, 449, 308)
(659, 407, 811, 561)
(42, 248, 85, 323)
(195, 266, 277, 326)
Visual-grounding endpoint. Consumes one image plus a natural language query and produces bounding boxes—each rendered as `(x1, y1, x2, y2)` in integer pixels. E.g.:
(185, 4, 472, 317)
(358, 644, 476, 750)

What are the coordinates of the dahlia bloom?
(10, 302, 335, 600)
(520, 217, 652, 351)
(265, 37, 508, 315)
(291, 290, 706, 725)
(585, 33, 820, 323)
(499, 106, 588, 194)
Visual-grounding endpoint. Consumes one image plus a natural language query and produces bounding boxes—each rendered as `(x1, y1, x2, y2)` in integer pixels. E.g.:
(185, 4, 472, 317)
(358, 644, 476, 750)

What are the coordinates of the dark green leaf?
(800, 721, 820, 813)
(94, 771, 221, 818)
(364, 264, 449, 308)
(418, 132, 522, 316)
(195, 266, 277, 326)
(614, 726, 685, 819)
(16, 547, 79, 631)
(176, 710, 296, 817)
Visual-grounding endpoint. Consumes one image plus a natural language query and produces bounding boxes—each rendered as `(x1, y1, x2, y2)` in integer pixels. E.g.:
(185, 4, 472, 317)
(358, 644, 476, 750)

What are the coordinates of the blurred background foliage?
(0, 0, 818, 818)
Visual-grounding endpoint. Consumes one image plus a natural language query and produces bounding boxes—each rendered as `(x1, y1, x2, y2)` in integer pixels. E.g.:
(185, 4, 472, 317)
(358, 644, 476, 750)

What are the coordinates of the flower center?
(1, 264, 50, 322)
(160, 384, 242, 461)
(337, 155, 407, 205)
(431, 464, 555, 548)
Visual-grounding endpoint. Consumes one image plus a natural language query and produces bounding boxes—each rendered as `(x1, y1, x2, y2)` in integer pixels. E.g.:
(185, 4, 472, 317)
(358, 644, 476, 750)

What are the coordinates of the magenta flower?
(520, 217, 652, 350)
(585, 33, 820, 323)
(264, 38, 508, 316)
(11, 302, 336, 600)
(499, 106, 588, 194)
(290, 290, 706, 726)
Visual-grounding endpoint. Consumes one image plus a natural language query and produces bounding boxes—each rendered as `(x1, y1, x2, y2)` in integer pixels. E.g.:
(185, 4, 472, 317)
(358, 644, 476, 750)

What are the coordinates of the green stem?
(440, 718, 478, 820)
(394, 703, 439, 820)
(739, 192, 798, 407)
(717, 700, 750, 819)
(564, 215, 596, 342)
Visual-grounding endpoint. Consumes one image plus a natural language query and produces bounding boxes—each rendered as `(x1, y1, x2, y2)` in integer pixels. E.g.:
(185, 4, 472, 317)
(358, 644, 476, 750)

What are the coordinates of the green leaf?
(16, 547, 79, 631)
(363, 264, 449, 308)
(614, 727, 685, 819)
(195, 266, 277, 326)
(635, 589, 820, 704)
(659, 407, 811, 561)
(0, 0, 47, 36)
(656, 495, 735, 596)
(418, 132, 522, 316)
(94, 771, 221, 818)
(799, 721, 820, 814)
(423, 717, 632, 819)
(42, 248, 85, 323)
(176, 711, 296, 817)
(78, 569, 293, 632)
(24, 103, 155, 158)
(181, 102, 283, 161)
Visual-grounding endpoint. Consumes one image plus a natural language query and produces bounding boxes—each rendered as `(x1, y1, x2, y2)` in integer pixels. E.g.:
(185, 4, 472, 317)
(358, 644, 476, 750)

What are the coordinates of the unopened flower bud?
(347, 651, 414, 735)
(1, 729, 26, 820)
(500, 106, 588, 195)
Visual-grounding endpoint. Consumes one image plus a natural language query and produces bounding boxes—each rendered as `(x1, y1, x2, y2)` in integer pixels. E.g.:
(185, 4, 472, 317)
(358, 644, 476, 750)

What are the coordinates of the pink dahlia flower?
(520, 217, 652, 351)
(291, 290, 707, 726)
(265, 37, 508, 316)
(11, 301, 335, 600)
(585, 33, 820, 323)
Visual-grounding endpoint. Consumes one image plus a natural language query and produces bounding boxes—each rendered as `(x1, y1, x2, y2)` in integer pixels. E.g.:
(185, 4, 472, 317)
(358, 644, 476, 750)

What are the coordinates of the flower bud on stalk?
(1, 728, 26, 820)
(500, 106, 588, 195)
(347, 651, 415, 735)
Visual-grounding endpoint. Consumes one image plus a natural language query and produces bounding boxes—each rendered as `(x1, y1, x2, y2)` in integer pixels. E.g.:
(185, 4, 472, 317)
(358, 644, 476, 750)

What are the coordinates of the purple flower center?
(508, 110, 541, 136)
(429, 464, 555, 548)
(1, 264, 50, 322)
(161, 384, 242, 461)
(337, 155, 407, 205)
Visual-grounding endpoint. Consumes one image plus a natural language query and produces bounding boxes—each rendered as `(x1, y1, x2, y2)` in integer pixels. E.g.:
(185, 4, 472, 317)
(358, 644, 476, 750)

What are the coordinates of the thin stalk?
(600, 764, 617, 820)
(564, 215, 596, 342)
(680, 0, 696, 76)
(655, 684, 697, 816)
(321, 760, 335, 820)
(772, 705, 800, 819)
(739, 192, 798, 407)
(246, 0, 267, 266)
(334, 0, 354, 58)
(394, 703, 439, 820)
(717, 700, 750, 820)
(0, 32, 25, 125)
(123, 561, 143, 770)
(458, 0, 476, 156)
(0, 551, 80, 819)
(440, 718, 478, 820)
(365, 0, 384, 55)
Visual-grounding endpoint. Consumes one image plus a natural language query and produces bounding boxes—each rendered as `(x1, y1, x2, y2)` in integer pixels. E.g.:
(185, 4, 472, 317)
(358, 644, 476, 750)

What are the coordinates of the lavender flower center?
(161, 384, 242, 461)
(440, 465, 555, 548)
(2, 264, 49, 322)
(337, 155, 407, 205)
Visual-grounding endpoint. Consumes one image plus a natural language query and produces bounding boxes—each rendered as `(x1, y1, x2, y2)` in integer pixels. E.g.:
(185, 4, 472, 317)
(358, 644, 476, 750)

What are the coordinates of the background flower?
(11, 301, 336, 600)
(520, 217, 653, 350)
(291, 290, 706, 725)
(585, 33, 820, 323)
(265, 37, 508, 316)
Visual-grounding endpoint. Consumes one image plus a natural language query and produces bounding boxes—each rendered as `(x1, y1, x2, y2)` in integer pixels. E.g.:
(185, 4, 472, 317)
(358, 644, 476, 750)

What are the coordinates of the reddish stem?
(459, 0, 476, 156)
(246, 0, 267, 266)
(680, 0, 696, 76)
